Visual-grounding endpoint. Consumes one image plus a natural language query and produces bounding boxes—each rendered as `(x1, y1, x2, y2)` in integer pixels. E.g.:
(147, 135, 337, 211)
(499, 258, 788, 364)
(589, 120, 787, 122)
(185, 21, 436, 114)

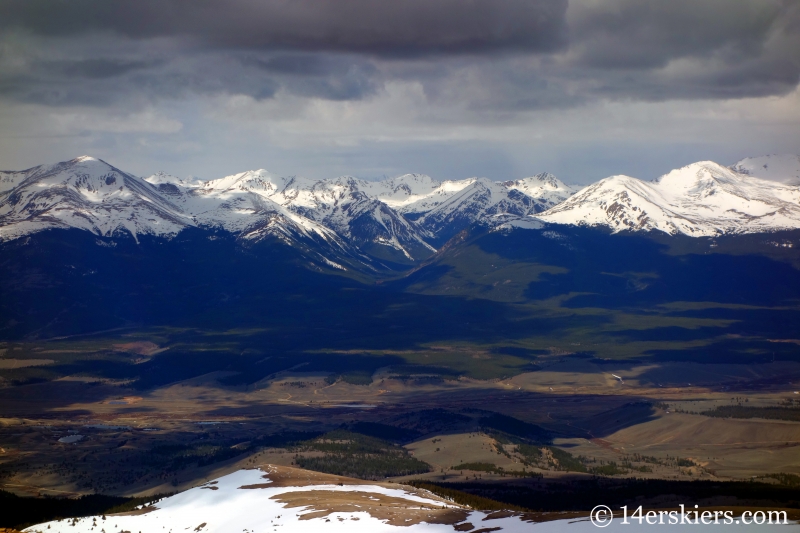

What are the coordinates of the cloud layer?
(0, 0, 798, 182)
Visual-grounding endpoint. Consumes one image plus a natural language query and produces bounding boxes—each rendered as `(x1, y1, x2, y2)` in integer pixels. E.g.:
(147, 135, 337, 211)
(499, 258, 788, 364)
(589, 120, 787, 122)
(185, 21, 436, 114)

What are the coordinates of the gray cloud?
(0, 0, 797, 111)
(0, 0, 569, 57)
(56, 58, 159, 79)
(243, 54, 382, 100)
(0, 0, 798, 186)
(567, 0, 789, 69)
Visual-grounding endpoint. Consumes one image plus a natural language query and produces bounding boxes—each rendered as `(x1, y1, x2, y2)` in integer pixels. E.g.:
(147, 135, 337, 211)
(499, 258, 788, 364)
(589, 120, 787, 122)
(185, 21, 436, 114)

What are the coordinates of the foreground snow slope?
(534, 161, 800, 236)
(23, 466, 530, 533)
(24, 466, 797, 533)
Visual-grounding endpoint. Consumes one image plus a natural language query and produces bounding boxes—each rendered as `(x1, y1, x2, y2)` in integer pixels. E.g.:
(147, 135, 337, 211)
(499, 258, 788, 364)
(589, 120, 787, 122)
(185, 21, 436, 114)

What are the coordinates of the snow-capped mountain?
(261, 174, 437, 262)
(0, 156, 191, 243)
(148, 168, 572, 260)
(0, 157, 377, 273)
(533, 161, 800, 236)
(731, 154, 800, 186)
(396, 173, 574, 241)
(5, 154, 798, 264)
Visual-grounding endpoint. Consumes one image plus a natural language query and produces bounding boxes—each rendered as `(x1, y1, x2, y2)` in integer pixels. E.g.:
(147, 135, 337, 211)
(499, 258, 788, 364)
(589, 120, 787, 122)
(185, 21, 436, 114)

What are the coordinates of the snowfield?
(23, 466, 799, 533)
(22, 466, 534, 533)
(731, 154, 800, 186)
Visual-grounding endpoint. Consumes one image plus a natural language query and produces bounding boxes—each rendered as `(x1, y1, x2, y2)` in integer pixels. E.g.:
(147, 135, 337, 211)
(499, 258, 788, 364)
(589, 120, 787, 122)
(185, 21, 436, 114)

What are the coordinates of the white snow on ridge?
(4, 154, 800, 248)
(397, 173, 574, 239)
(23, 467, 524, 533)
(0, 156, 191, 243)
(731, 154, 800, 186)
(395, 173, 573, 217)
(0, 158, 359, 271)
(144, 171, 200, 187)
(181, 171, 435, 259)
(534, 161, 800, 236)
(24, 466, 797, 533)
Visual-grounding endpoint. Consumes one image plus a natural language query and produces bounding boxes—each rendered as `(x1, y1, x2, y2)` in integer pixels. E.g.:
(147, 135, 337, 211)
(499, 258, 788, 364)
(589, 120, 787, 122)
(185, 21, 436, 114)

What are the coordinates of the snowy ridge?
(731, 154, 800, 186)
(142, 168, 568, 259)
(4, 155, 799, 256)
(0, 156, 191, 243)
(0, 156, 573, 255)
(533, 161, 800, 236)
(0, 157, 373, 273)
(26, 465, 787, 533)
(146, 170, 429, 260)
(400, 173, 574, 240)
(21, 466, 543, 533)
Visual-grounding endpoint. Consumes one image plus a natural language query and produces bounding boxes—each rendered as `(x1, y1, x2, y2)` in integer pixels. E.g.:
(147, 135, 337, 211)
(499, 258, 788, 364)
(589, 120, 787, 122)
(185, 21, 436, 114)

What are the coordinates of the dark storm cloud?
(0, 0, 798, 112)
(246, 55, 332, 77)
(560, 0, 800, 101)
(0, 0, 569, 56)
(243, 54, 381, 100)
(55, 58, 159, 79)
(568, 0, 790, 69)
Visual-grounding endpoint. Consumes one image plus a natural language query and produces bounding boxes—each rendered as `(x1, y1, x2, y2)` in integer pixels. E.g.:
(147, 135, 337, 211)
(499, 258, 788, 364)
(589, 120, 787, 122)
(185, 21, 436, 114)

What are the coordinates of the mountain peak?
(535, 159, 800, 236)
(654, 161, 738, 193)
(145, 171, 198, 187)
(73, 155, 100, 163)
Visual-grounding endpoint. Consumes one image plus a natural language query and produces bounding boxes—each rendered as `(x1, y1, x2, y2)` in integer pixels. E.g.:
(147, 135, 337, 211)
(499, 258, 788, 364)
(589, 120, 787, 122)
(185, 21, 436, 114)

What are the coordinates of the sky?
(0, 0, 799, 185)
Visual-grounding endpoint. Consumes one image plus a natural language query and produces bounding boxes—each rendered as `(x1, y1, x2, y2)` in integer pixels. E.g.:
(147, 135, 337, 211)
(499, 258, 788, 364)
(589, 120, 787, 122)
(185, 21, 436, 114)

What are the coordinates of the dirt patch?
(246, 465, 458, 504)
(242, 465, 373, 489)
(109, 506, 159, 516)
(105, 396, 143, 405)
(0, 359, 54, 369)
(112, 342, 166, 356)
(271, 489, 469, 527)
(239, 465, 470, 527)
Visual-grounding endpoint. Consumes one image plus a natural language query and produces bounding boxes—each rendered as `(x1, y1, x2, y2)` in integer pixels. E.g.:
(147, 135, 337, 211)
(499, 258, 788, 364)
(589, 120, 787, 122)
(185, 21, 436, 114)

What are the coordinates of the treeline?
(146, 430, 322, 472)
(479, 413, 552, 444)
(759, 473, 800, 488)
(0, 491, 170, 530)
(548, 447, 587, 472)
(420, 478, 800, 512)
(293, 430, 431, 479)
(296, 454, 429, 479)
(450, 462, 542, 478)
(703, 405, 800, 422)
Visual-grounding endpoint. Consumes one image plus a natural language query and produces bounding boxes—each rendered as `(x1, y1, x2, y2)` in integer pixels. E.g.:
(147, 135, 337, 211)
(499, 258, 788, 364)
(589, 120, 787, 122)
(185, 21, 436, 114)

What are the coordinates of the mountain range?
(1, 154, 799, 273)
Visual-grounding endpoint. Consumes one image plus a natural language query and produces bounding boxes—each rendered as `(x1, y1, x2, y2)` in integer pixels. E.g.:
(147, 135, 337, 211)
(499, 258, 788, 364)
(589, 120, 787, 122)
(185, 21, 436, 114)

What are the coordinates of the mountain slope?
(0, 158, 380, 274)
(399, 173, 574, 242)
(0, 157, 577, 257)
(0, 156, 191, 242)
(27, 465, 542, 533)
(534, 161, 800, 236)
(731, 154, 800, 185)
(186, 171, 436, 262)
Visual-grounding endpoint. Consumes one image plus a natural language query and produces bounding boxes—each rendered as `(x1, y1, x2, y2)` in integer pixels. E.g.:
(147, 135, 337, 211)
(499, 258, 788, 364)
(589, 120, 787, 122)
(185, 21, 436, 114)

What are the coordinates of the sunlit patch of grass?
(406, 245, 568, 303)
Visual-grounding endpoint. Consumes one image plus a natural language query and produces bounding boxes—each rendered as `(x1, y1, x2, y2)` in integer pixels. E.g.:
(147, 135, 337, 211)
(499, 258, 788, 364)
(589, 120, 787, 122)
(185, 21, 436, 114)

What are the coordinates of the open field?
(2, 228, 800, 521)
(1, 341, 799, 503)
